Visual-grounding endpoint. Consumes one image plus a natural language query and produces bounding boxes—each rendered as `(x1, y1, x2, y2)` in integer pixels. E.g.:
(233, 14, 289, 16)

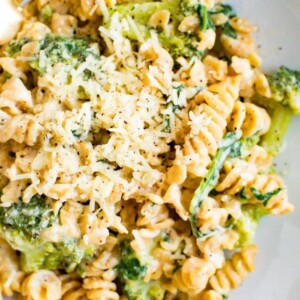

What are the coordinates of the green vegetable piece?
(210, 3, 236, 18)
(267, 66, 300, 114)
(260, 103, 293, 156)
(6, 38, 31, 57)
(0, 194, 57, 238)
(239, 186, 249, 200)
(222, 22, 238, 39)
(123, 279, 165, 300)
(189, 131, 242, 237)
(234, 205, 268, 247)
(105, 1, 205, 58)
(250, 187, 283, 206)
(116, 240, 165, 300)
(197, 4, 215, 32)
(229, 140, 242, 158)
(172, 264, 181, 274)
(30, 35, 95, 74)
(0, 195, 93, 273)
(116, 240, 147, 281)
(209, 3, 237, 38)
(7, 35, 96, 74)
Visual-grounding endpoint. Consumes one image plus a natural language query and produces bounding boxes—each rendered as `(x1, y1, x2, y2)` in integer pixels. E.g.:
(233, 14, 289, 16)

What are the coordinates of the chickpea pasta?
(0, 0, 297, 299)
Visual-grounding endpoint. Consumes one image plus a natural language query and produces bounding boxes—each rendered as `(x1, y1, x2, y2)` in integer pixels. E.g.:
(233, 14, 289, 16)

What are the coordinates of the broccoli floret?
(106, 0, 205, 58)
(124, 279, 165, 300)
(253, 66, 300, 155)
(7, 35, 98, 74)
(267, 66, 300, 114)
(31, 35, 97, 74)
(0, 195, 93, 273)
(116, 240, 165, 300)
(259, 104, 293, 156)
(116, 240, 147, 280)
(0, 194, 57, 237)
(233, 205, 268, 248)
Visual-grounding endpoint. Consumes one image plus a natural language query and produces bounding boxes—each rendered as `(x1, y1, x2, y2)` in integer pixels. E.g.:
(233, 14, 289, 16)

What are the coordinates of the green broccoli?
(233, 205, 268, 248)
(116, 240, 147, 280)
(105, 0, 205, 58)
(253, 66, 300, 155)
(0, 195, 93, 273)
(260, 104, 293, 156)
(7, 35, 98, 74)
(189, 131, 242, 237)
(267, 66, 300, 114)
(116, 240, 165, 300)
(123, 279, 165, 300)
(0, 194, 57, 237)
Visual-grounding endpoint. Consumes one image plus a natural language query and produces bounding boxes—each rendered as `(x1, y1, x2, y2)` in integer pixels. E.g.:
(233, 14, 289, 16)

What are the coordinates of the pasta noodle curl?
(0, 238, 24, 297)
(228, 102, 271, 137)
(209, 245, 257, 295)
(21, 270, 62, 300)
(173, 257, 215, 295)
(83, 271, 119, 300)
(184, 76, 241, 177)
(60, 274, 87, 300)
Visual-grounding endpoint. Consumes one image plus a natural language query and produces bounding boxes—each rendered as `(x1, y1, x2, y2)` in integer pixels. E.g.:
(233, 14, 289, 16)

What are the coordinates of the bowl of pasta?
(0, 0, 299, 300)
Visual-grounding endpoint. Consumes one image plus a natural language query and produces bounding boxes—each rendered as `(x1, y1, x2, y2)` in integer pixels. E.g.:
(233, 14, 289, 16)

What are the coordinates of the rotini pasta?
(60, 274, 87, 300)
(0, 0, 295, 299)
(21, 270, 62, 300)
(209, 245, 257, 295)
(184, 76, 240, 177)
(0, 238, 24, 297)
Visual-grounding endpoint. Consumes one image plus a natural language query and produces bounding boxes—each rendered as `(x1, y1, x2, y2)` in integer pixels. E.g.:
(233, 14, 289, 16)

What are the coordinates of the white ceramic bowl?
(228, 0, 300, 299)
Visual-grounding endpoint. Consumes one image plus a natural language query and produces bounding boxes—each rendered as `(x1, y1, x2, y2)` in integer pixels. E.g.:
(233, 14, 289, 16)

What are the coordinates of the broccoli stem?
(260, 104, 293, 156)
(189, 131, 242, 237)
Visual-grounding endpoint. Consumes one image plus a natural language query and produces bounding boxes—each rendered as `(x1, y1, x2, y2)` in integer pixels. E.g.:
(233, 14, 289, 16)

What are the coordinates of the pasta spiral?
(184, 76, 241, 177)
(20, 270, 62, 300)
(209, 245, 257, 295)
(249, 174, 293, 215)
(136, 202, 175, 232)
(0, 114, 42, 146)
(216, 159, 257, 195)
(60, 274, 87, 300)
(228, 101, 271, 137)
(83, 271, 119, 300)
(201, 290, 223, 300)
(216, 156, 293, 215)
(173, 257, 215, 295)
(196, 197, 228, 235)
(0, 238, 24, 297)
